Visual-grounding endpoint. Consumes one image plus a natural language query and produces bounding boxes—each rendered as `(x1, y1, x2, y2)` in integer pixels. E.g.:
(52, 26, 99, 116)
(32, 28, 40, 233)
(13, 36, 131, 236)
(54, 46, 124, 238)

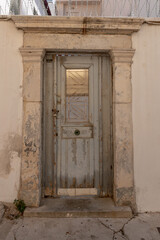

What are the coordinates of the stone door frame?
(12, 16, 143, 209)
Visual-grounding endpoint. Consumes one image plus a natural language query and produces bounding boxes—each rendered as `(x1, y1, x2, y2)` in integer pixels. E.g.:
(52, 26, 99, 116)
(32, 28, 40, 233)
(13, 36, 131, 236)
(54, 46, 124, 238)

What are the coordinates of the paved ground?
(0, 213, 160, 240)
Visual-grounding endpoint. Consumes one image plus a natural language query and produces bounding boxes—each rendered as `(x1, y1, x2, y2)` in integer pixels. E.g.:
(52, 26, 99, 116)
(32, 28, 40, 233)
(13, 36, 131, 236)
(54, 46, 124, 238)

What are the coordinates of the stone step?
(24, 197, 132, 218)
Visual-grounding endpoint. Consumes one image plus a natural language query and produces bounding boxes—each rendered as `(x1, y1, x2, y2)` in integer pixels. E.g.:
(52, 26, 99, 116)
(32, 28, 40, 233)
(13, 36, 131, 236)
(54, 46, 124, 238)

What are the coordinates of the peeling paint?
(23, 110, 40, 157)
(24, 138, 37, 156)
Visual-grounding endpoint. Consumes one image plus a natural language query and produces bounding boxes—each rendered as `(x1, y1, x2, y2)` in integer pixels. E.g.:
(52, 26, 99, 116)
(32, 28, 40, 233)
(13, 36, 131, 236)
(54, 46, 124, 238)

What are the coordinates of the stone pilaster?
(19, 48, 45, 207)
(110, 49, 136, 209)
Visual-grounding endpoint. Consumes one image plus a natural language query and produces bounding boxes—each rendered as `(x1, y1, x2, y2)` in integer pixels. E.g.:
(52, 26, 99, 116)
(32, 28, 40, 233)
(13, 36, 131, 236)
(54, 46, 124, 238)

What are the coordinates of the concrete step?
(24, 197, 132, 218)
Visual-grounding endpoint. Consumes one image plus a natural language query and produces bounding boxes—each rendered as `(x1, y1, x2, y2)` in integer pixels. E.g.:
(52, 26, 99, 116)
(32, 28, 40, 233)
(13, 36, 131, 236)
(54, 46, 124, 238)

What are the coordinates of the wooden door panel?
(43, 54, 113, 198)
(57, 56, 100, 196)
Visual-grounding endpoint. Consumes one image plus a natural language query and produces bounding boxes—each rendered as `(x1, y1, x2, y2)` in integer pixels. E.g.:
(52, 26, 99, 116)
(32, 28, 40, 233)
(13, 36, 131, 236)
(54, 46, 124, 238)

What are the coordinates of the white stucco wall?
(0, 20, 23, 202)
(132, 23, 160, 212)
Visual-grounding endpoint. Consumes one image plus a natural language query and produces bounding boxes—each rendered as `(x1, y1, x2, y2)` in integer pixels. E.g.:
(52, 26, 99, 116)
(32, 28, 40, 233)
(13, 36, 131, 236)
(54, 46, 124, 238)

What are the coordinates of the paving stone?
(124, 213, 160, 240)
(114, 232, 128, 240)
(6, 218, 113, 240)
(99, 218, 130, 232)
(0, 219, 14, 240)
(1, 213, 160, 240)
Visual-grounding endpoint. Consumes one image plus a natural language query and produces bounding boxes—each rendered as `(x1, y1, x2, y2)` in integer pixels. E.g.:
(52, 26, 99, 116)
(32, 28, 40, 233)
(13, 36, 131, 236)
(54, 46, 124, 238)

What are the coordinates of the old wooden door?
(56, 56, 101, 196)
(43, 54, 112, 198)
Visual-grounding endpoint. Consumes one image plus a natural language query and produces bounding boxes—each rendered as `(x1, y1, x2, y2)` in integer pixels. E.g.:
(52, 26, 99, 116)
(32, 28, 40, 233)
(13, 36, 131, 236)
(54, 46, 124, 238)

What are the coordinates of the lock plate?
(62, 126, 93, 139)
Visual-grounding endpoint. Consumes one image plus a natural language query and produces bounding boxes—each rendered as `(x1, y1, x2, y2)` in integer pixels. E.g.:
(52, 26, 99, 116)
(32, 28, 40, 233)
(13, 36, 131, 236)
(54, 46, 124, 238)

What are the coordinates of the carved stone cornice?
(20, 48, 45, 62)
(110, 49, 135, 64)
(12, 16, 144, 35)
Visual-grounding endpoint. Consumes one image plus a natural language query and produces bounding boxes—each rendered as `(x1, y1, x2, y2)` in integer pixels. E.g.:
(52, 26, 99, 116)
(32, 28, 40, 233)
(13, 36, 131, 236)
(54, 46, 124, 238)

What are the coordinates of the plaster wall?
(132, 23, 160, 212)
(0, 20, 23, 202)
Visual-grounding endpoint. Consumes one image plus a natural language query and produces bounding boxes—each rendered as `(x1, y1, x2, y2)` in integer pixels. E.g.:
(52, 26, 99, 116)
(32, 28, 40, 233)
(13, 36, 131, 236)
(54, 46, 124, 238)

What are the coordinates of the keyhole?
(74, 129, 80, 136)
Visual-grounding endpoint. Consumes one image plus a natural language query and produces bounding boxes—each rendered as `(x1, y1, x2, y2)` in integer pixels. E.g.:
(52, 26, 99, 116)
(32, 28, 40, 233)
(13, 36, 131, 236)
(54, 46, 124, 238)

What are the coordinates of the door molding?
(16, 16, 143, 211)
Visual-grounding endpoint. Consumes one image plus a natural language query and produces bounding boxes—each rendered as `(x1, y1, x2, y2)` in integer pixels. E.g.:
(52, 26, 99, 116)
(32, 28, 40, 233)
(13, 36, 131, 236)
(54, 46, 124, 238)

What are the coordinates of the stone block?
(24, 33, 132, 50)
(19, 190, 41, 207)
(113, 103, 133, 189)
(113, 63, 132, 103)
(23, 62, 42, 102)
(20, 102, 42, 205)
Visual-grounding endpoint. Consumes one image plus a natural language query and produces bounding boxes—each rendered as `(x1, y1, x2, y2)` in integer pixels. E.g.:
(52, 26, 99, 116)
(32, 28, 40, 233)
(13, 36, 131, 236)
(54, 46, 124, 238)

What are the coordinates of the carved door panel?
(56, 56, 101, 196)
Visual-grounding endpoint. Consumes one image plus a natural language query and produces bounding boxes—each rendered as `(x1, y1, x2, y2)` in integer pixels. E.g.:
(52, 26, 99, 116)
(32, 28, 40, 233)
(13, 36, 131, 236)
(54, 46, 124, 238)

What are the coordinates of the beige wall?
(132, 23, 160, 212)
(0, 19, 160, 212)
(0, 20, 23, 202)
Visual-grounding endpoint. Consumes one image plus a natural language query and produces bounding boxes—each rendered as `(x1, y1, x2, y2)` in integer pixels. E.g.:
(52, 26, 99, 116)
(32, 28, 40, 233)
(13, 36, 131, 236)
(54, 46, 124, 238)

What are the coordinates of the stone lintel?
(20, 48, 45, 63)
(24, 34, 132, 50)
(12, 16, 144, 35)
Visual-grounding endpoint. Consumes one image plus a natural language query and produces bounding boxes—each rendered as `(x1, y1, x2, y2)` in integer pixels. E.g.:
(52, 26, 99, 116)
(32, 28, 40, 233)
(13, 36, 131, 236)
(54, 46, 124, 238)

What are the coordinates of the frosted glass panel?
(66, 69, 89, 123)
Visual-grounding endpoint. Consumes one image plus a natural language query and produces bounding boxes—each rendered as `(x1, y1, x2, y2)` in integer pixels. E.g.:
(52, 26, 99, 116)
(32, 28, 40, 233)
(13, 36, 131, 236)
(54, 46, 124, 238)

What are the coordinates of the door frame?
(16, 16, 142, 210)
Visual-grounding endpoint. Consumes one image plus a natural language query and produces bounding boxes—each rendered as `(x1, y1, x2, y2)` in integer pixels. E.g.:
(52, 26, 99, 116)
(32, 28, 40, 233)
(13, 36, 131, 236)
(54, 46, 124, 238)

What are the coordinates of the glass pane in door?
(66, 69, 89, 123)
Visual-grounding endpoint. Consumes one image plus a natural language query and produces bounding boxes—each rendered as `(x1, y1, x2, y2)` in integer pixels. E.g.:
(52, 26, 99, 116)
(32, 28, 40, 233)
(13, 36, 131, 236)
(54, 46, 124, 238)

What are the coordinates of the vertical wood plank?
(43, 54, 54, 196)
(98, 56, 103, 193)
(53, 55, 58, 196)
(56, 56, 62, 192)
(93, 57, 100, 190)
(102, 56, 113, 196)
